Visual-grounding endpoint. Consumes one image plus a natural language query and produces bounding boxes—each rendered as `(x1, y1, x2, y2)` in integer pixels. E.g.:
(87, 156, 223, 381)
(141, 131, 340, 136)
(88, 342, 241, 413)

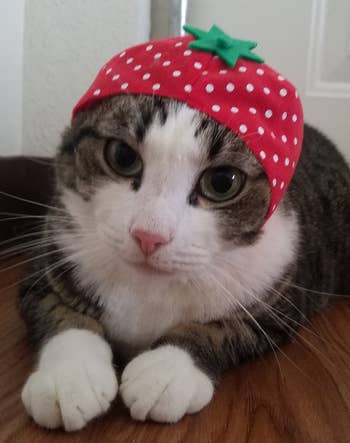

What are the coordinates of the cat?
(18, 94, 350, 431)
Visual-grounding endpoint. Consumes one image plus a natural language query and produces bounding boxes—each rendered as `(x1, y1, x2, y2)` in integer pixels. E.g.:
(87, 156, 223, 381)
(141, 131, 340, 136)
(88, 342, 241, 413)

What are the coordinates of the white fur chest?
(98, 277, 209, 354)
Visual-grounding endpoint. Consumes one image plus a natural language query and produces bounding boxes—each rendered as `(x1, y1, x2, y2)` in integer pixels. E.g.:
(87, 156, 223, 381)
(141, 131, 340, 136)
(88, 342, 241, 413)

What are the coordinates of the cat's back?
(287, 124, 350, 293)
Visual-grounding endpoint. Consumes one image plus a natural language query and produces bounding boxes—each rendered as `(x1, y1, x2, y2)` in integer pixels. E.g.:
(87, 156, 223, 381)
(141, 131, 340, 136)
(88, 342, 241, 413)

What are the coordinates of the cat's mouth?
(128, 260, 173, 275)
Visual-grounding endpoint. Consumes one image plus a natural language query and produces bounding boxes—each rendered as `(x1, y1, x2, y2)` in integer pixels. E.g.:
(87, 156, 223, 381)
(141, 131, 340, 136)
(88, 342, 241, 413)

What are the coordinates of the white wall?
(22, 0, 150, 156)
(0, 0, 25, 156)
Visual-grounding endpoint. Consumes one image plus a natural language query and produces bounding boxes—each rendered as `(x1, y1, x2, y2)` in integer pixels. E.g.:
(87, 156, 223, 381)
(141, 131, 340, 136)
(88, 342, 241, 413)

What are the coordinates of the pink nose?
(132, 229, 169, 256)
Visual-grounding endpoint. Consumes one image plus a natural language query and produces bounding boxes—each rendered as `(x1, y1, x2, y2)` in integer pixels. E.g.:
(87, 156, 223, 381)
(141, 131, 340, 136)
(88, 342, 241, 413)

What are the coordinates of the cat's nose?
(131, 229, 170, 256)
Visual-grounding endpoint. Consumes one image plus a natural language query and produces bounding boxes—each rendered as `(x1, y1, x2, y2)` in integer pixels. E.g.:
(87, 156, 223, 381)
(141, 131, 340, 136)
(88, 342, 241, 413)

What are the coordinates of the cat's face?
(56, 95, 270, 284)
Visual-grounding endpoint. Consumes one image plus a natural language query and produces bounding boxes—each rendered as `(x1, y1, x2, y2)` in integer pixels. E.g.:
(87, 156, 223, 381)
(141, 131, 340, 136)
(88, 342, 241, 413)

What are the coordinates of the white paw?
(21, 329, 118, 431)
(120, 345, 214, 423)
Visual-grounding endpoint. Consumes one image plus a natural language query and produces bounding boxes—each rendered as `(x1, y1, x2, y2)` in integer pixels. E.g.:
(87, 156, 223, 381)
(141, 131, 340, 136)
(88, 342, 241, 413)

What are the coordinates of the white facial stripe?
(128, 104, 205, 237)
(143, 105, 201, 164)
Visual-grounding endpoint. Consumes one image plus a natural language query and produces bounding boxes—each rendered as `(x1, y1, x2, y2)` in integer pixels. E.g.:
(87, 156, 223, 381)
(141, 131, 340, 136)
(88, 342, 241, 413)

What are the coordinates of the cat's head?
(54, 95, 271, 284)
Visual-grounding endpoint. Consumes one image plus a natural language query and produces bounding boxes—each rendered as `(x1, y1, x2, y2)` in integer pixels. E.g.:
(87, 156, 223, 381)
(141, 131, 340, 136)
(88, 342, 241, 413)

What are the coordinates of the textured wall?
(0, 0, 24, 155)
(23, 0, 150, 156)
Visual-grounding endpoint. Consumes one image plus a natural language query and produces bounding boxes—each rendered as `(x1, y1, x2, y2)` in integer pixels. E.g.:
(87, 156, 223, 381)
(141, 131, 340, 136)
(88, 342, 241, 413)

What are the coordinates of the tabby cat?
(18, 94, 350, 431)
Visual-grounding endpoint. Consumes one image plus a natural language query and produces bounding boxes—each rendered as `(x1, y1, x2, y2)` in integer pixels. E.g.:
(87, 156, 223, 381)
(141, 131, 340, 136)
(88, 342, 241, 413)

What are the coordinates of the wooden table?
(1, 261, 350, 442)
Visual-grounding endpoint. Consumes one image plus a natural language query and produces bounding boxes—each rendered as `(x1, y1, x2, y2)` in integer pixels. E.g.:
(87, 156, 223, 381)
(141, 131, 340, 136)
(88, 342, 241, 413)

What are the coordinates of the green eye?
(105, 141, 143, 177)
(199, 166, 245, 202)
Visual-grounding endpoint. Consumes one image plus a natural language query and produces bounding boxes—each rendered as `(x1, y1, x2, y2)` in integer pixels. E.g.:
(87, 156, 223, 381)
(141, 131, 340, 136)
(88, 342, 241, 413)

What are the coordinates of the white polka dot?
(239, 66, 247, 72)
(119, 51, 126, 58)
(152, 83, 160, 90)
(93, 89, 101, 96)
(263, 87, 270, 95)
(280, 181, 285, 189)
(272, 178, 277, 187)
(112, 74, 120, 81)
(194, 62, 202, 69)
(272, 204, 277, 212)
(271, 131, 276, 139)
(265, 109, 273, 119)
(293, 137, 298, 145)
(212, 104, 220, 112)
(256, 68, 264, 75)
(231, 107, 239, 114)
(292, 114, 298, 122)
(121, 83, 128, 90)
(281, 135, 287, 143)
(106, 68, 112, 74)
(146, 45, 153, 51)
(258, 126, 264, 135)
(226, 82, 235, 92)
(162, 60, 171, 66)
(205, 83, 214, 93)
(295, 90, 299, 98)
(126, 57, 134, 64)
(183, 49, 192, 56)
(154, 52, 162, 59)
(142, 73, 151, 80)
(273, 154, 279, 163)
(280, 88, 288, 97)
(134, 65, 142, 71)
(239, 124, 248, 134)
(249, 107, 257, 114)
(260, 150, 266, 159)
(278, 75, 285, 81)
(219, 69, 228, 74)
(246, 83, 254, 92)
(172, 70, 181, 77)
(285, 157, 290, 166)
(282, 112, 288, 120)
(175, 42, 183, 47)
(292, 161, 296, 168)
(202, 71, 208, 75)
(184, 84, 192, 93)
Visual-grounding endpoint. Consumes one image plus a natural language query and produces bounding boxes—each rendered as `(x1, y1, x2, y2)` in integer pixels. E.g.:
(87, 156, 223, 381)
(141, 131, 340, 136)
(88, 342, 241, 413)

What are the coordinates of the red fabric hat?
(73, 25, 304, 220)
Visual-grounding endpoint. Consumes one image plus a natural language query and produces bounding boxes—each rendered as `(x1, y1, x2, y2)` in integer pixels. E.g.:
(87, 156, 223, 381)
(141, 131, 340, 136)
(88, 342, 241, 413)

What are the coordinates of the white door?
(187, 0, 350, 159)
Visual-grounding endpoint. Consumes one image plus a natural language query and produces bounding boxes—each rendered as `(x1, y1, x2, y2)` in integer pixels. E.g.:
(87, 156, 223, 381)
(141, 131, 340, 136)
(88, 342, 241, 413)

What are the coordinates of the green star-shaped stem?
(183, 24, 264, 68)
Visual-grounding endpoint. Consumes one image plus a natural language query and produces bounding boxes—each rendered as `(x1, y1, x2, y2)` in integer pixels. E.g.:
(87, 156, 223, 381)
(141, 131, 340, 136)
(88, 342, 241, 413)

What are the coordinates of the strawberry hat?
(73, 25, 304, 220)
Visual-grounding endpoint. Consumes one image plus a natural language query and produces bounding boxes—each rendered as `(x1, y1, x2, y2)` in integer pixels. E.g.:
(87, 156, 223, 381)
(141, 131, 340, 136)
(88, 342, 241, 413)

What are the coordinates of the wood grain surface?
(1, 261, 350, 443)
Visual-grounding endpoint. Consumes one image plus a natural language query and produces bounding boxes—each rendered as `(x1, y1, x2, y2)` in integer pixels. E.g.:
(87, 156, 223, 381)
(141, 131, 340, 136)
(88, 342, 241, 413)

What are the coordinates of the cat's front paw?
(120, 345, 214, 423)
(21, 329, 118, 431)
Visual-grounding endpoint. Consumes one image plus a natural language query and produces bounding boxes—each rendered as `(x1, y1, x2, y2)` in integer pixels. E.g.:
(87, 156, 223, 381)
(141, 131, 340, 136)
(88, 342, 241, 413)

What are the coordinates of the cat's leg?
(120, 316, 291, 423)
(19, 286, 118, 431)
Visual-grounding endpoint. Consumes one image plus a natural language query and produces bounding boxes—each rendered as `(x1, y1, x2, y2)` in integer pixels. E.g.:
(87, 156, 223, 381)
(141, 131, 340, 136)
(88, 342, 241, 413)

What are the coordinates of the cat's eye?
(105, 140, 143, 177)
(198, 166, 245, 202)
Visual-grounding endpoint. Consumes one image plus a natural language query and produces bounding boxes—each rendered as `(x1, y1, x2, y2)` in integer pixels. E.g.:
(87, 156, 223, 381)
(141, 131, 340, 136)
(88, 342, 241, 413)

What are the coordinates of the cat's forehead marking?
(143, 105, 203, 162)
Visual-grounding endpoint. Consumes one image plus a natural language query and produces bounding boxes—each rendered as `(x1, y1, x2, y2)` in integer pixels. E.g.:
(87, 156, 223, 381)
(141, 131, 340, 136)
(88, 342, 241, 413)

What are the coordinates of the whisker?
(0, 242, 86, 274)
(216, 256, 312, 323)
(0, 243, 100, 295)
(0, 190, 67, 214)
(26, 156, 55, 167)
(202, 267, 324, 385)
(277, 279, 346, 298)
(197, 270, 284, 378)
(210, 264, 338, 372)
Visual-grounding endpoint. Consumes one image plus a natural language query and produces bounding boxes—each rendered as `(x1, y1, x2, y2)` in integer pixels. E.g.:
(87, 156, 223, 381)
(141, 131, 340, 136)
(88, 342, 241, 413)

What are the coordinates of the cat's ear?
(58, 106, 98, 155)
(58, 126, 77, 154)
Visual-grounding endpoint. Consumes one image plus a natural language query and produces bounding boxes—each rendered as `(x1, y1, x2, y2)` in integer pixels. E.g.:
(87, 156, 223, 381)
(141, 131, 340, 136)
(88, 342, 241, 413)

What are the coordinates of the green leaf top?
(183, 24, 264, 68)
